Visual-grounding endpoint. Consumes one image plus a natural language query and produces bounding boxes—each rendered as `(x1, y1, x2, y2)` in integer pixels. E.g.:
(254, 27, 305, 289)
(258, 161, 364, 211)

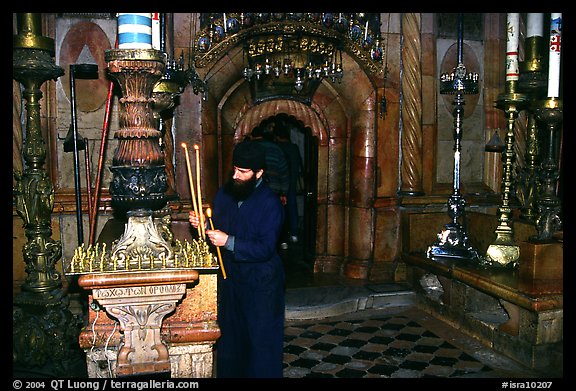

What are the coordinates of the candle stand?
(517, 33, 547, 222)
(152, 55, 189, 199)
(427, 14, 481, 263)
(533, 97, 562, 241)
(12, 13, 87, 377)
(484, 81, 528, 267)
(68, 48, 218, 377)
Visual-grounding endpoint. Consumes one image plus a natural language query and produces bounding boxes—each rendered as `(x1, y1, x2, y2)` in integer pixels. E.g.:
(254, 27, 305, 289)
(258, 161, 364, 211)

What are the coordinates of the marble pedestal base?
(78, 270, 198, 377)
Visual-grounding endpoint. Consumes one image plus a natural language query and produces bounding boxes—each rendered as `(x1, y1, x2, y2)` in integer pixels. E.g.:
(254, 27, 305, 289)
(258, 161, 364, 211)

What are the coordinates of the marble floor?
(279, 242, 563, 380)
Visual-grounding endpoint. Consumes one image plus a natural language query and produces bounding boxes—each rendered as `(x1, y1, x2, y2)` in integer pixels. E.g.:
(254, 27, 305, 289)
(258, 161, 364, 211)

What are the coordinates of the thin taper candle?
(194, 144, 206, 239)
(206, 207, 227, 279)
(181, 143, 201, 237)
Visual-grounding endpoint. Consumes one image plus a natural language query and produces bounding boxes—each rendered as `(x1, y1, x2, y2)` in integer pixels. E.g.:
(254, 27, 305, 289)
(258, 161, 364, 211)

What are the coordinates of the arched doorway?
(245, 114, 319, 266)
(234, 101, 329, 269)
(178, 18, 381, 279)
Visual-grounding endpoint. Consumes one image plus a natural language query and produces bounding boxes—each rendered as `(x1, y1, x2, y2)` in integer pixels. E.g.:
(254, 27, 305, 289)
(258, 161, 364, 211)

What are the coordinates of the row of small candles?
(67, 240, 217, 274)
(506, 13, 562, 98)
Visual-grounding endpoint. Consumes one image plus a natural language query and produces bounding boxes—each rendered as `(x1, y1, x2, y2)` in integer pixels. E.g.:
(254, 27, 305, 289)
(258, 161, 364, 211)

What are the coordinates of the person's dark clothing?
(277, 139, 303, 239)
(253, 139, 290, 196)
(212, 180, 285, 378)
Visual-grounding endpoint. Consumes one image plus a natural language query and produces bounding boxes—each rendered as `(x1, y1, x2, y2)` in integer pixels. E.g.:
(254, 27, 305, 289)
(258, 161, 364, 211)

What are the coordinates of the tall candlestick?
(547, 13, 562, 98)
(181, 143, 202, 238)
(506, 13, 520, 82)
(206, 207, 227, 279)
(527, 13, 543, 38)
(194, 144, 206, 239)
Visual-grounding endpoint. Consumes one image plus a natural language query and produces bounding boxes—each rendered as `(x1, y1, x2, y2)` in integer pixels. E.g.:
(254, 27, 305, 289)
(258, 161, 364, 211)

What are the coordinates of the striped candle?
(505, 13, 520, 81)
(547, 13, 562, 98)
(117, 13, 153, 49)
(152, 13, 161, 50)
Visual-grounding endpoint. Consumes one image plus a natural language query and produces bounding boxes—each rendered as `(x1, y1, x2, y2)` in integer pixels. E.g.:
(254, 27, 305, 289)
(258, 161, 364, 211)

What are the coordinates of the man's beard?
(223, 173, 257, 201)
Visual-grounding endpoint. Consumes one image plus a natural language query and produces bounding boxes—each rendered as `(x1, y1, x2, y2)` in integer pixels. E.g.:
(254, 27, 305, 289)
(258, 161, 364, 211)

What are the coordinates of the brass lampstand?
(517, 33, 547, 222)
(12, 13, 86, 377)
(533, 97, 563, 241)
(485, 80, 528, 267)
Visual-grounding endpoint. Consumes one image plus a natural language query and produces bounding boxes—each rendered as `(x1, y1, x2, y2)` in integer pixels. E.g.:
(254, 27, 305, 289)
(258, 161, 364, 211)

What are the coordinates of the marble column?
(400, 12, 424, 196)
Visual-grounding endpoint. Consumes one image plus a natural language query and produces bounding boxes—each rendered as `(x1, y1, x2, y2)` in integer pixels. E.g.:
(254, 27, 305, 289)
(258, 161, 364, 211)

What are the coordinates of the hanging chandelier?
(242, 33, 344, 93)
(193, 13, 384, 101)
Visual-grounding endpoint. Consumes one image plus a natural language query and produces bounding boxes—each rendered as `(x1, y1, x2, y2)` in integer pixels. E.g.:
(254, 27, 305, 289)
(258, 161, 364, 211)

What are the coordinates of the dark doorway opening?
(252, 113, 318, 268)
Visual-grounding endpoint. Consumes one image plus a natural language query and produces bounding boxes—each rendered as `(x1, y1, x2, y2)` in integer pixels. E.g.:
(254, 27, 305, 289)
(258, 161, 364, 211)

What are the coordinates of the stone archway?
(186, 36, 380, 279)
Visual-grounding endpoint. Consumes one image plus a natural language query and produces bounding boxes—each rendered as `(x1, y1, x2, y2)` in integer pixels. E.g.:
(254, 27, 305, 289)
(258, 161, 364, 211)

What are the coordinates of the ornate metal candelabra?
(66, 46, 217, 377)
(66, 48, 217, 273)
(517, 31, 547, 222)
(427, 14, 481, 262)
(533, 98, 562, 241)
(12, 13, 86, 377)
(485, 80, 528, 267)
(152, 54, 189, 199)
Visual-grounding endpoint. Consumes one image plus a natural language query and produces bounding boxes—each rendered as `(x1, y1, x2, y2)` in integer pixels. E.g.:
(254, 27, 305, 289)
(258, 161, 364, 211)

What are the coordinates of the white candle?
(194, 144, 206, 240)
(505, 13, 520, 82)
(364, 20, 369, 41)
(223, 13, 227, 33)
(547, 13, 562, 98)
(151, 13, 161, 50)
(527, 13, 543, 38)
(181, 143, 202, 238)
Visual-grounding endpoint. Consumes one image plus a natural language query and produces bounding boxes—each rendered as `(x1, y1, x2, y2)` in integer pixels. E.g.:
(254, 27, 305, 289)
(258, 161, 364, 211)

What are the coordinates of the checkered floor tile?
(283, 308, 527, 378)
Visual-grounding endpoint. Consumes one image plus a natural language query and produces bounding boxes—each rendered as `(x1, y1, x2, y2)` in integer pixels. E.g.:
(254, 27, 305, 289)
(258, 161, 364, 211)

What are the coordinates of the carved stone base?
(78, 270, 198, 377)
(84, 342, 215, 378)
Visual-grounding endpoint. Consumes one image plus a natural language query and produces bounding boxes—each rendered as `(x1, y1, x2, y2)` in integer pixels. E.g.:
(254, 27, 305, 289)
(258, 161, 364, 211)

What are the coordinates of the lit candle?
(181, 143, 202, 238)
(547, 13, 562, 98)
(194, 144, 206, 240)
(206, 207, 227, 279)
(527, 13, 543, 38)
(117, 13, 153, 49)
(505, 13, 520, 82)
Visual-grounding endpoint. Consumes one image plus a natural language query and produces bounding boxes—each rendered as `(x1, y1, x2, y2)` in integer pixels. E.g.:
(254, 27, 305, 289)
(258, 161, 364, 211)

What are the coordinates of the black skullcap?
(233, 141, 266, 171)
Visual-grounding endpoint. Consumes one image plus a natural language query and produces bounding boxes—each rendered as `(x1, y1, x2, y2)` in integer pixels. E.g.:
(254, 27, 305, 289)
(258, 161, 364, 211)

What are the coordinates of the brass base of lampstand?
(485, 243, 520, 268)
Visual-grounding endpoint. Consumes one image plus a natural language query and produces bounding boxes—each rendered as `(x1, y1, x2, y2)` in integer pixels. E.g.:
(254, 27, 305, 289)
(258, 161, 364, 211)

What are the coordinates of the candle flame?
(181, 142, 188, 149)
(206, 207, 212, 218)
(194, 144, 200, 150)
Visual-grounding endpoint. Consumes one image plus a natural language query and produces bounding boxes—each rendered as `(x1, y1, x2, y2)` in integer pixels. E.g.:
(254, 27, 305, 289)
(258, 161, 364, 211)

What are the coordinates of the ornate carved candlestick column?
(427, 14, 480, 262)
(68, 47, 218, 377)
(517, 17, 547, 222)
(12, 13, 86, 377)
(533, 98, 562, 240)
(152, 55, 189, 200)
(485, 86, 528, 267)
(484, 14, 529, 268)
